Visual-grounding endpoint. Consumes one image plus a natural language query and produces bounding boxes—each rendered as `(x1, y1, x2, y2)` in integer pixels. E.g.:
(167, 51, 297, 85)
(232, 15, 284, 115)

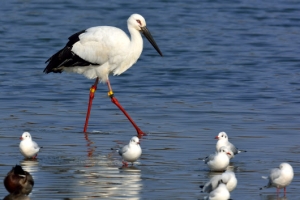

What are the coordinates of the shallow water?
(0, 0, 300, 199)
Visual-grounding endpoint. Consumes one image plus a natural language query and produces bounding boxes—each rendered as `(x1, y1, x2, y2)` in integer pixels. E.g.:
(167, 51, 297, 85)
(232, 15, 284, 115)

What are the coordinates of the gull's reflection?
(20, 159, 39, 174)
(114, 166, 142, 199)
(73, 154, 142, 199)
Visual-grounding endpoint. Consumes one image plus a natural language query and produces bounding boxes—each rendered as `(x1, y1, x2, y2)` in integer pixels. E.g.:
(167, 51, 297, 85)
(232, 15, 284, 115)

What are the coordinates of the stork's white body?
(67, 25, 143, 82)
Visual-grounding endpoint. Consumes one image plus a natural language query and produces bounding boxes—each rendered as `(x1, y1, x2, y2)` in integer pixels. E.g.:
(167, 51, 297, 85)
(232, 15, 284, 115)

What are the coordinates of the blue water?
(0, 0, 300, 199)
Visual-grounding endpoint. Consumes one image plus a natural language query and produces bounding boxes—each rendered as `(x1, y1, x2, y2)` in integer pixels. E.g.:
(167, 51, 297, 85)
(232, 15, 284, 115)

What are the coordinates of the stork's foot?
(109, 95, 146, 137)
(136, 128, 146, 137)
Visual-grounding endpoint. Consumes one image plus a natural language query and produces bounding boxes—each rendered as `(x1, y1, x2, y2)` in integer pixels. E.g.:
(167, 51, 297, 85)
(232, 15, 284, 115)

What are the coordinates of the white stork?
(44, 14, 163, 134)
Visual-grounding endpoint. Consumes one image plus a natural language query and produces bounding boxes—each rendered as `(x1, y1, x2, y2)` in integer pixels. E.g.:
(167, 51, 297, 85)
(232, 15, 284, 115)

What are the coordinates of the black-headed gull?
(215, 131, 246, 158)
(201, 171, 237, 193)
(260, 162, 294, 194)
(4, 165, 34, 195)
(204, 146, 232, 171)
(19, 132, 41, 159)
(204, 180, 230, 200)
(118, 136, 142, 166)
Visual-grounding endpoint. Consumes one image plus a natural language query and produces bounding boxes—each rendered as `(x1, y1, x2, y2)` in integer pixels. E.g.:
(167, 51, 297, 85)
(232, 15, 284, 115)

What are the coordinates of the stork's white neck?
(109, 25, 145, 76)
(128, 25, 143, 61)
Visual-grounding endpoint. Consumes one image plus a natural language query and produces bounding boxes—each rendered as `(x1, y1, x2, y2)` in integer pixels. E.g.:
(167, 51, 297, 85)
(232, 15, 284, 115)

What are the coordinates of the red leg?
(83, 78, 99, 133)
(107, 80, 145, 136)
(122, 161, 128, 167)
(284, 187, 286, 195)
(276, 188, 280, 195)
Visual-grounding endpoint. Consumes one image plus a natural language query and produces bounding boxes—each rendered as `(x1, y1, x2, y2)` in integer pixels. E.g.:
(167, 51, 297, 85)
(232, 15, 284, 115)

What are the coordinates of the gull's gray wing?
(119, 144, 129, 156)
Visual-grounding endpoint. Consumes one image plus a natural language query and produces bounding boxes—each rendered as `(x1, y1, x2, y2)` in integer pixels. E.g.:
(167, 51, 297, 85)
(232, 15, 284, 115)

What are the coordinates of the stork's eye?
(136, 20, 142, 26)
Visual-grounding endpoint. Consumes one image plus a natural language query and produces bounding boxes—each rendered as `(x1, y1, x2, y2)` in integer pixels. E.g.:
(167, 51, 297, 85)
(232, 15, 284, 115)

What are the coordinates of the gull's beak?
(227, 152, 231, 156)
(20, 137, 23, 140)
(141, 26, 163, 56)
(215, 136, 219, 139)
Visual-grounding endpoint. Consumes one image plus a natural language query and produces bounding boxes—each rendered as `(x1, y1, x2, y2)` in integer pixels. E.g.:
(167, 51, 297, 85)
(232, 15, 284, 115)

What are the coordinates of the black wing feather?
(44, 29, 98, 74)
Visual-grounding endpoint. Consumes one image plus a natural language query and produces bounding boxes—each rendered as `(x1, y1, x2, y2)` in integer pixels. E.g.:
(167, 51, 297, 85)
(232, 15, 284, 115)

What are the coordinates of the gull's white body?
(201, 171, 237, 193)
(262, 163, 294, 190)
(215, 132, 245, 158)
(119, 136, 142, 164)
(204, 147, 231, 171)
(19, 132, 41, 158)
(204, 182, 230, 200)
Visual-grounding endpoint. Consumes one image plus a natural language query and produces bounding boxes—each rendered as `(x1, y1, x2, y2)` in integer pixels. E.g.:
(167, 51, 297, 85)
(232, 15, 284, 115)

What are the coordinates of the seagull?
(260, 162, 294, 195)
(44, 13, 163, 134)
(204, 146, 232, 172)
(204, 180, 231, 200)
(118, 136, 142, 166)
(215, 131, 246, 158)
(4, 165, 34, 195)
(19, 132, 42, 159)
(200, 171, 237, 193)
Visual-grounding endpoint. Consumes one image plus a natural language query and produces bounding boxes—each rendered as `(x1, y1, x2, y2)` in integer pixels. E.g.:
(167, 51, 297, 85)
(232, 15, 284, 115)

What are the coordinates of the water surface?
(0, 0, 299, 199)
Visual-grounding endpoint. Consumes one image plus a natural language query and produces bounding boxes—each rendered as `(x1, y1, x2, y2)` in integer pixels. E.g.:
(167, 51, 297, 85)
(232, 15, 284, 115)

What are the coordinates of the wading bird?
(19, 132, 42, 159)
(204, 180, 230, 200)
(200, 171, 237, 193)
(117, 136, 142, 167)
(203, 146, 232, 172)
(260, 162, 294, 195)
(215, 132, 246, 158)
(44, 14, 163, 134)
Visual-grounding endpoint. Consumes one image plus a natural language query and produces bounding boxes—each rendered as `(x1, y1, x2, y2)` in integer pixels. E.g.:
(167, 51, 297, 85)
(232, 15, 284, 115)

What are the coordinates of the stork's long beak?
(141, 26, 163, 56)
